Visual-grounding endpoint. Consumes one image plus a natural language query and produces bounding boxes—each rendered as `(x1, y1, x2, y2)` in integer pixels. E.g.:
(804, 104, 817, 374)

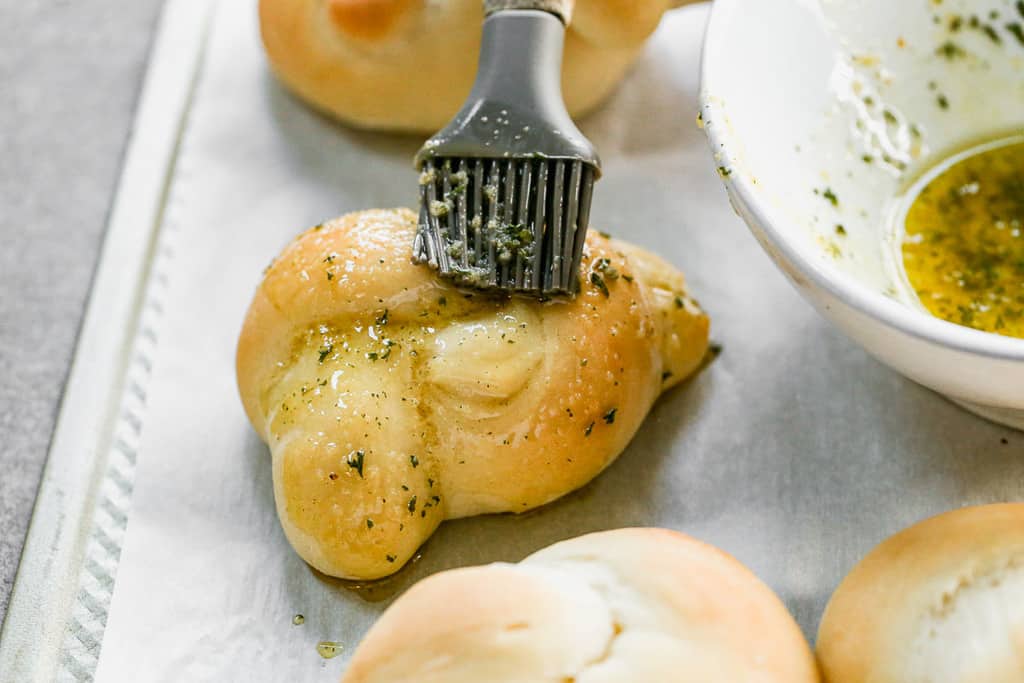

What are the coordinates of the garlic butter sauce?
(901, 139, 1024, 338)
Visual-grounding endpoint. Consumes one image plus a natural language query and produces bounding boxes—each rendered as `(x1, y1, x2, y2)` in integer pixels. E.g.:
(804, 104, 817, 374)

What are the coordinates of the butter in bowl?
(701, 0, 1024, 428)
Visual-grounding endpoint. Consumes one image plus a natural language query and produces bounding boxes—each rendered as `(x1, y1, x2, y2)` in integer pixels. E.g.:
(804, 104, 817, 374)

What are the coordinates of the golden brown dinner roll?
(817, 503, 1024, 682)
(259, 0, 696, 132)
(236, 209, 708, 579)
(341, 528, 820, 682)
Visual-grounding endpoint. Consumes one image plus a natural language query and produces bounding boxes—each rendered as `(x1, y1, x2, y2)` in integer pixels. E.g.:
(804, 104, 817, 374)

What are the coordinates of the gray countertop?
(0, 0, 164, 622)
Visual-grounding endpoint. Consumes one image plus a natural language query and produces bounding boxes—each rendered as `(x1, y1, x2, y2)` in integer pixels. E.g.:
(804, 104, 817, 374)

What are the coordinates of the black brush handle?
(483, 0, 572, 24)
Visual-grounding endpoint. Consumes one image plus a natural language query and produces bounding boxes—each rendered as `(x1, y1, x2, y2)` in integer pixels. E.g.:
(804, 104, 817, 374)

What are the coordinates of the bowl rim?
(698, 0, 1024, 362)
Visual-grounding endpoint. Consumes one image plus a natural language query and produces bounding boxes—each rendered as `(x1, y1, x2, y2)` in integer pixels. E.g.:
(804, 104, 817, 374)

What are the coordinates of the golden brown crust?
(236, 209, 708, 579)
(341, 528, 820, 682)
(258, 0, 687, 132)
(817, 504, 1024, 682)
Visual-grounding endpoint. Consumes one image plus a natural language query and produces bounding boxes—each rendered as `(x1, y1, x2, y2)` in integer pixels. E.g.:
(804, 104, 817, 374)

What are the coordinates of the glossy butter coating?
(236, 208, 708, 579)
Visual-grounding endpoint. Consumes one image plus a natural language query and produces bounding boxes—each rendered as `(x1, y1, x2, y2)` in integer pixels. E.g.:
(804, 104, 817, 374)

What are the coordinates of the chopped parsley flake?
(603, 408, 617, 425)
(936, 40, 966, 59)
(1006, 22, 1024, 46)
(346, 450, 365, 478)
(318, 344, 333, 363)
(595, 257, 620, 280)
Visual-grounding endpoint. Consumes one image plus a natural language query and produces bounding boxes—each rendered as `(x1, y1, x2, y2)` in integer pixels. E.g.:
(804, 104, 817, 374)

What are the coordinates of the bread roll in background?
(236, 209, 709, 580)
(817, 503, 1024, 682)
(341, 528, 820, 682)
(259, 0, 694, 132)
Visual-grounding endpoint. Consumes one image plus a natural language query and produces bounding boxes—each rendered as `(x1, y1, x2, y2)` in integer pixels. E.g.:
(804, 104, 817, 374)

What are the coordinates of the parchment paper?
(93, 1, 1023, 679)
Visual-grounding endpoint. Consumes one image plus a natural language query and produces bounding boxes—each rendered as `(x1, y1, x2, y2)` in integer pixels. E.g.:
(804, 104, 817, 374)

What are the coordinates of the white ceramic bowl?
(700, 0, 1024, 428)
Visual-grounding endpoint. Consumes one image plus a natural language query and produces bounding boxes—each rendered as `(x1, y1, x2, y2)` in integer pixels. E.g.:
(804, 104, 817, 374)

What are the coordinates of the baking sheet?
(90, 0, 1023, 679)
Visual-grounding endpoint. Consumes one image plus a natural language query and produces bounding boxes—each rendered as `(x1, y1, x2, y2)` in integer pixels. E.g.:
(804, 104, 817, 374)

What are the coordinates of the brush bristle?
(414, 157, 595, 296)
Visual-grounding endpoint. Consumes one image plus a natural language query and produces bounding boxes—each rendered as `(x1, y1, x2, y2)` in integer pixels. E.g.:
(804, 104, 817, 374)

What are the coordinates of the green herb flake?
(590, 272, 610, 297)
(595, 257, 620, 280)
(326, 271, 333, 280)
(584, 422, 595, 437)
(346, 450, 365, 478)
(935, 40, 966, 59)
(407, 496, 417, 513)
(937, 94, 950, 110)
(376, 309, 389, 326)
(674, 296, 685, 309)
(836, 224, 847, 236)
(822, 187, 839, 206)
(1006, 22, 1024, 46)
(603, 408, 617, 425)
(385, 554, 396, 563)
(410, 455, 419, 468)
(318, 344, 333, 363)
(366, 519, 374, 529)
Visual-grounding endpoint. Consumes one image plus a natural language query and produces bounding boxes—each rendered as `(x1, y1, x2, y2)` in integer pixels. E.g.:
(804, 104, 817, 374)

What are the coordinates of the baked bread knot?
(341, 528, 820, 681)
(817, 503, 1024, 683)
(236, 208, 708, 579)
(258, 0, 693, 132)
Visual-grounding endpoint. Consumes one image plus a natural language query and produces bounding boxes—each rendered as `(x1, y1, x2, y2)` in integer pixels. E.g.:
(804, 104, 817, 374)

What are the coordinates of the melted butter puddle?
(313, 550, 426, 604)
(317, 641, 343, 659)
(896, 137, 1024, 338)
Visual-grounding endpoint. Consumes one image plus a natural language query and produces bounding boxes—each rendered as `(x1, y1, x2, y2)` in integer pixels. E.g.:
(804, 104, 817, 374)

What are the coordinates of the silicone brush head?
(413, 3, 600, 297)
